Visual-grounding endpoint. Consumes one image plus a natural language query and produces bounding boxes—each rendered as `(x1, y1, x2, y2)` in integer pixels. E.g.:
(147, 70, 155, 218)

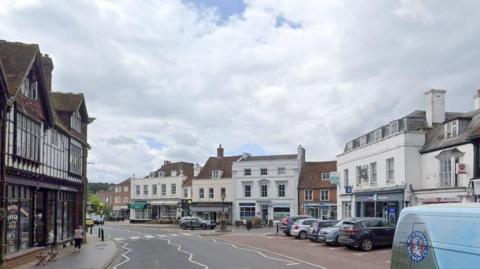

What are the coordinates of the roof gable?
(196, 155, 241, 179)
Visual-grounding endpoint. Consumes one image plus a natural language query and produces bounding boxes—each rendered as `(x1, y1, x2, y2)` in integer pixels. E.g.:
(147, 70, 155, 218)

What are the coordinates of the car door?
(383, 220, 396, 245)
(409, 222, 439, 269)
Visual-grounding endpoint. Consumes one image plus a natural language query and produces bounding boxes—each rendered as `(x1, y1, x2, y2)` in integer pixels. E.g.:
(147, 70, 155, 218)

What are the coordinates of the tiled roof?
(0, 40, 39, 96)
(50, 92, 84, 112)
(49, 92, 89, 144)
(240, 154, 297, 161)
(196, 155, 241, 179)
(151, 162, 194, 180)
(421, 109, 480, 153)
(298, 161, 337, 189)
(182, 177, 192, 187)
(0, 57, 8, 101)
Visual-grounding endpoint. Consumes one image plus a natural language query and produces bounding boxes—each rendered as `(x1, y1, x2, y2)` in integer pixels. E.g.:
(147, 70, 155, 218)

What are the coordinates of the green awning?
(130, 201, 146, 209)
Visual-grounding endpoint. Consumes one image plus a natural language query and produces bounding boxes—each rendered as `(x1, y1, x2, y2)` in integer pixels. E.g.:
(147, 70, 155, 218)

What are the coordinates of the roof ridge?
(0, 40, 39, 48)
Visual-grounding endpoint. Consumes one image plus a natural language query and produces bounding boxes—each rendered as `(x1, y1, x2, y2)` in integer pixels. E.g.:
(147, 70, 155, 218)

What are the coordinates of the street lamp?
(220, 192, 226, 231)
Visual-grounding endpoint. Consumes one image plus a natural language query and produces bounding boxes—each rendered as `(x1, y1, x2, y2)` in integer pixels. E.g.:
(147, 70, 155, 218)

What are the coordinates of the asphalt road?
(103, 223, 321, 269)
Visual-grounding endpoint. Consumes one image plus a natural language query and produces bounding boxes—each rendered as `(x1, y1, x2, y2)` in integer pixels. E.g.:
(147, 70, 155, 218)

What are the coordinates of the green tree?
(88, 194, 101, 214)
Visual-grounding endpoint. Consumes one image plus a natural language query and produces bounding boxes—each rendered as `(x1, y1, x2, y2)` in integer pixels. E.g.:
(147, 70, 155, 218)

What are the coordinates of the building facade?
(412, 90, 480, 204)
(130, 161, 193, 222)
(111, 178, 130, 218)
(337, 110, 426, 223)
(232, 146, 304, 223)
(95, 187, 113, 211)
(298, 161, 337, 220)
(192, 146, 239, 223)
(0, 41, 91, 265)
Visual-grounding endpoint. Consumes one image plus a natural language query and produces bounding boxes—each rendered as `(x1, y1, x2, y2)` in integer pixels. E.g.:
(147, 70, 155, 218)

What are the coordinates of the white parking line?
(113, 243, 132, 269)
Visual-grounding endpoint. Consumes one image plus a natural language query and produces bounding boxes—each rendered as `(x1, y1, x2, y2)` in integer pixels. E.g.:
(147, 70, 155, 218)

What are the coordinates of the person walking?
(73, 225, 84, 252)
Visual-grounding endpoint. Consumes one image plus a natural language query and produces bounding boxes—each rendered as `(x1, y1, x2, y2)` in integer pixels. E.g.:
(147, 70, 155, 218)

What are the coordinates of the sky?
(1, 0, 479, 183)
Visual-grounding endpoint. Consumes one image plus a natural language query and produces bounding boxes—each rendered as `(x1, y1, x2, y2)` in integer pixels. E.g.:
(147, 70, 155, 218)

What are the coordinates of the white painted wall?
(192, 179, 233, 202)
(131, 176, 185, 200)
(337, 131, 425, 218)
(232, 157, 301, 221)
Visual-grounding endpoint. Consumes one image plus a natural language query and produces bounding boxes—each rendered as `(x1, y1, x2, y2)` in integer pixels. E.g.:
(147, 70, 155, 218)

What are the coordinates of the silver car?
(178, 216, 216, 230)
(290, 218, 319, 239)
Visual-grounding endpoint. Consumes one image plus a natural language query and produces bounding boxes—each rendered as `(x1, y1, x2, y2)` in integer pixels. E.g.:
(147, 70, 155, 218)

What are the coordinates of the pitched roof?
(0, 40, 39, 96)
(196, 155, 241, 179)
(50, 92, 84, 112)
(182, 177, 192, 187)
(421, 109, 480, 153)
(239, 154, 297, 162)
(298, 161, 337, 189)
(0, 57, 8, 103)
(151, 162, 194, 180)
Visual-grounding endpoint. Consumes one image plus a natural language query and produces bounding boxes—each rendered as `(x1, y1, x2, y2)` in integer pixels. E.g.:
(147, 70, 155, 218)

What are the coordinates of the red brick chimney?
(41, 54, 53, 92)
(217, 144, 224, 158)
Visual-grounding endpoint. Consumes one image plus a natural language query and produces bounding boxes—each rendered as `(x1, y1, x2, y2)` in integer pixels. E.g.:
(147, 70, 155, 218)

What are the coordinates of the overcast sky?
(1, 0, 479, 183)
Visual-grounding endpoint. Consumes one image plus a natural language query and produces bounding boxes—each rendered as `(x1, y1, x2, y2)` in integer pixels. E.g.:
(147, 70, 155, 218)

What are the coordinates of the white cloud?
(1, 0, 479, 182)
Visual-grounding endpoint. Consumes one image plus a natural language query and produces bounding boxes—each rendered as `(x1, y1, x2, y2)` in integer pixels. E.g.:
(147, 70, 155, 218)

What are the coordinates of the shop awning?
(150, 201, 179, 206)
(130, 201, 146, 209)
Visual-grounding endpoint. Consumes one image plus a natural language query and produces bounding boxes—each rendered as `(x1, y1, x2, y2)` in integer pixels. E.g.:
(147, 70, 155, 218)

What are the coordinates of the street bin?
(246, 220, 252, 231)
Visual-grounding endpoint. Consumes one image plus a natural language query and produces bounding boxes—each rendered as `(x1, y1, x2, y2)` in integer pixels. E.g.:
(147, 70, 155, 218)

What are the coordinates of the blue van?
(391, 203, 480, 269)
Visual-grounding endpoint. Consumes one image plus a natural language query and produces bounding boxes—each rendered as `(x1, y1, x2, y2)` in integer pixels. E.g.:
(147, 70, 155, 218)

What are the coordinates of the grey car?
(178, 216, 216, 230)
(311, 219, 354, 245)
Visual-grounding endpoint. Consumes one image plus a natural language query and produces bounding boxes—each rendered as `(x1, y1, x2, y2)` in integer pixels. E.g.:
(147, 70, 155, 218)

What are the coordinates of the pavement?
(14, 229, 118, 269)
(104, 222, 321, 269)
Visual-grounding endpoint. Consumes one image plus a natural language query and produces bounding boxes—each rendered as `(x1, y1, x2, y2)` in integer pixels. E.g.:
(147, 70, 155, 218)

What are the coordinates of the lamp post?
(220, 192, 226, 231)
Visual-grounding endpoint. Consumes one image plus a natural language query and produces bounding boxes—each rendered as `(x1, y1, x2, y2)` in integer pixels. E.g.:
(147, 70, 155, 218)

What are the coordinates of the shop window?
(239, 204, 256, 220)
(273, 207, 290, 220)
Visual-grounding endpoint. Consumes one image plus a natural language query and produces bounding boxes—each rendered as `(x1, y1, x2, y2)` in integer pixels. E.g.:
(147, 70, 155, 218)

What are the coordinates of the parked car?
(338, 217, 395, 251)
(92, 215, 104, 225)
(85, 216, 94, 227)
(391, 204, 480, 269)
(280, 215, 311, 236)
(178, 216, 216, 230)
(290, 218, 319, 239)
(310, 218, 352, 245)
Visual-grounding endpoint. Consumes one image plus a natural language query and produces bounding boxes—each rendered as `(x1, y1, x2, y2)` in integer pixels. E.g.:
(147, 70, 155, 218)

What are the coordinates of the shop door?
(261, 206, 268, 224)
(320, 208, 329, 220)
(34, 191, 46, 246)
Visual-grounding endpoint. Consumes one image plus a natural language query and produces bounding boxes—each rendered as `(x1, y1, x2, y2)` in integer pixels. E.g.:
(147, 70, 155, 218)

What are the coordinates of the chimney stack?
(217, 144, 224, 158)
(164, 160, 170, 165)
(474, 90, 480, 110)
(41, 54, 54, 92)
(297, 145, 305, 163)
(425, 89, 446, 128)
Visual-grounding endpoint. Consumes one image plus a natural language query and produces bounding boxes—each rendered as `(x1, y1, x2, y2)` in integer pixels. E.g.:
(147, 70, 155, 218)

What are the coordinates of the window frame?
(244, 185, 251, 197)
(304, 189, 313, 201)
(161, 184, 166, 196)
(320, 189, 329, 201)
(199, 188, 204, 199)
(278, 184, 286, 197)
(260, 168, 268, 176)
(244, 168, 251, 176)
(260, 185, 268, 197)
(277, 167, 286, 175)
(386, 158, 395, 183)
(208, 188, 214, 199)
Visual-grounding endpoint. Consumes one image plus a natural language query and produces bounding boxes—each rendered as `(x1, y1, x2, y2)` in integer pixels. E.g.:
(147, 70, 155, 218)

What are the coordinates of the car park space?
(221, 233, 392, 269)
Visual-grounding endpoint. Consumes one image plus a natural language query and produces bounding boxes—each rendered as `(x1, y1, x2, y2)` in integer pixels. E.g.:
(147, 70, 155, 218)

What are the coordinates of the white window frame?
(344, 169, 349, 186)
(278, 184, 286, 197)
(199, 188, 204, 199)
(321, 173, 330, 180)
(161, 184, 166, 196)
(208, 188, 214, 199)
(260, 168, 268, 176)
(244, 185, 251, 197)
(152, 184, 157, 195)
(445, 120, 459, 138)
(244, 168, 251, 176)
(277, 167, 286, 175)
(386, 158, 395, 183)
(261, 185, 268, 197)
(439, 157, 452, 187)
(370, 162, 377, 185)
(212, 170, 221, 179)
(183, 188, 188, 198)
(171, 184, 176, 195)
(143, 185, 148, 195)
(135, 185, 140, 195)
(304, 189, 313, 201)
(320, 190, 329, 201)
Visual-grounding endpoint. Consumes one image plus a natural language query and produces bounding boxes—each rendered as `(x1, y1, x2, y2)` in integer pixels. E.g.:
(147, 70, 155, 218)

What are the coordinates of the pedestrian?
(74, 225, 84, 252)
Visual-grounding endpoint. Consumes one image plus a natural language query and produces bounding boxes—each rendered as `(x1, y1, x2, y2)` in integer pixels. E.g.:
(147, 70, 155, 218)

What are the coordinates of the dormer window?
(212, 170, 222, 179)
(390, 121, 399, 136)
(158, 171, 165, 177)
(374, 128, 382, 141)
(71, 110, 82, 133)
(445, 120, 458, 138)
(21, 78, 37, 100)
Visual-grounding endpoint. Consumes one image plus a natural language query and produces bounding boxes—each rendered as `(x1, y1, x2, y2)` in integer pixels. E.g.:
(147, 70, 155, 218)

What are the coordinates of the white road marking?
(129, 236, 140, 240)
(144, 235, 154, 239)
(157, 238, 208, 269)
(309, 243, 318, 246)
(329, 248, 336, 250)
(157, 234, 167, 237)
(181, 233, 192, 236)
(113, 237, 125, 241)
(354, 253, 367, 256)
(170, 234, 178, 237)
(113, 243, 132, 269)
(287, 263, 300, 266)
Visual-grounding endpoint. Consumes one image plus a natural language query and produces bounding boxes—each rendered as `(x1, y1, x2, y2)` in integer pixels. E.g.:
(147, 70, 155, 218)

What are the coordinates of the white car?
(290, 218, 319, 239)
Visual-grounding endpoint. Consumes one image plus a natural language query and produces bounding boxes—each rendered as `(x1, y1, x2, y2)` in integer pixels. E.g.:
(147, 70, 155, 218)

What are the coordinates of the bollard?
(101, 228, 105, 242)
(276, 223, 279, 234)
(90, 225, 93, 234)
(98, 226, 101, 237)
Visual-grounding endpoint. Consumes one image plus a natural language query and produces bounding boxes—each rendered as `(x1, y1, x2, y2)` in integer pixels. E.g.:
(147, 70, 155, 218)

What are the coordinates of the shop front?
(4, 183, 79, 256)
(353, 190, 404, 223)
(413, 188, 471, 205)
(150, 201, 180, 220)
(191, 202, 232, 223)
(303, 202, 337, 220)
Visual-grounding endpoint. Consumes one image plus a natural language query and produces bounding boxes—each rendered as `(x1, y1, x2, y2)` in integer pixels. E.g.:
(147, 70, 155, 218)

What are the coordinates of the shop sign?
(377, 196, 389, 201)
(345, 186, 352, 193)
(456, 163, 467, 174)
(329, 172, 340, 185)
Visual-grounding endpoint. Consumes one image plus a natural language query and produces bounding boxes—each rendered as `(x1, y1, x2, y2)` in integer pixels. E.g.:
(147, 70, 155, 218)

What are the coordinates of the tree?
(88, 194, 102, 214)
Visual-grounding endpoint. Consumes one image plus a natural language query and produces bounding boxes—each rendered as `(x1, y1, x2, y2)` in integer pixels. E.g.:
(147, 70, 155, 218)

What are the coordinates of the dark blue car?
(338, 218, 395, 251)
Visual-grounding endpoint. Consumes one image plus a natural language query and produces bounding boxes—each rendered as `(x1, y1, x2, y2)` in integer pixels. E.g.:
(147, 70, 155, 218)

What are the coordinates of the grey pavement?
(104, 223, 319, 269)
(42, 231, 117, 269)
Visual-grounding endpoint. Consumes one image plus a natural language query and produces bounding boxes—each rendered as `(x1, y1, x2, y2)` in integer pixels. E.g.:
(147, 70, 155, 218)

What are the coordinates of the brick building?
(298, 161, 337, 220)
(111, 178, 131, 218)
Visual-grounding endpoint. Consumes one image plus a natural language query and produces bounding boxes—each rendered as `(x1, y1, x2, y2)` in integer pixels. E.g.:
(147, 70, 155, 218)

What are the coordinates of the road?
(103, 223, 321, 269)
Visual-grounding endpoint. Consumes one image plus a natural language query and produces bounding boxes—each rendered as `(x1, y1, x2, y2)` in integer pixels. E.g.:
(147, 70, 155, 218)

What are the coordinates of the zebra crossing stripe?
(170, 234, 178, 237)
(157, 234, 167, 237)
(113, 237, 125, 241)
(144, 235, 154, 239)
(181, 233, 192, 236)
(129, 236, 140, 240)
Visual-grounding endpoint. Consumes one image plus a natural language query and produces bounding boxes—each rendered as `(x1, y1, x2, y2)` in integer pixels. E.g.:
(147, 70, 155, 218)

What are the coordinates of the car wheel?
(201, 224, 207, 229)
(180, 224, 186, 230)
(298, 231, 307, 240)
(360, 237, 374, 251)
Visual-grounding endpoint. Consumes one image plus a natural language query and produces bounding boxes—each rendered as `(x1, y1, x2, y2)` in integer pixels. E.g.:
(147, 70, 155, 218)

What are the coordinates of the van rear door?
(408, 222, 438, 269)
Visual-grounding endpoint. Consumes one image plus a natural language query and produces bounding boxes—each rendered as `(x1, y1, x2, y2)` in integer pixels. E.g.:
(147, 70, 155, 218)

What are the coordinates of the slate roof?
(421, 109, 480, 153)
(0, 40, 39, 96)
(50, 92, 84, 113)
(151, 162, 194, 180)
(239, 154, 297, 161)
(196, 155, 241, 179)
(298, 161, 337, 189)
